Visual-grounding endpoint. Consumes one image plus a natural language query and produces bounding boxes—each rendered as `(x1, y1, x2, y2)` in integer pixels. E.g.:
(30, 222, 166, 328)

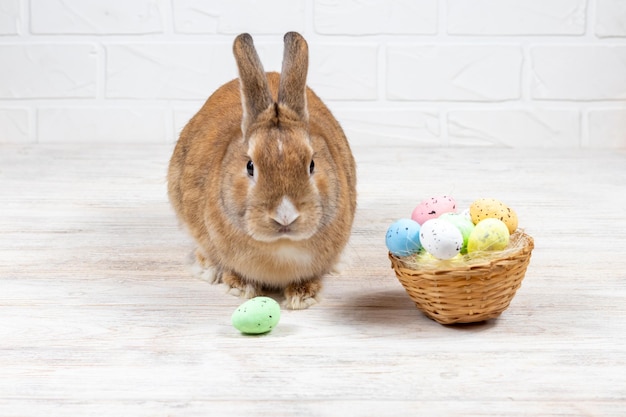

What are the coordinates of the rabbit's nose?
(273, 196, 300, 226)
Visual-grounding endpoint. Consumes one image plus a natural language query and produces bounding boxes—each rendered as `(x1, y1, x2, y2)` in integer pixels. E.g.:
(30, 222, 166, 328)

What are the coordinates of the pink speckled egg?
(411, 195, 457, 225)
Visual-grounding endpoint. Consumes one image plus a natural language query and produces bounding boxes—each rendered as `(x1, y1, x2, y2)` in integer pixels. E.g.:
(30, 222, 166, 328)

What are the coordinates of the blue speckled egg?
(385, 218, 422, 257)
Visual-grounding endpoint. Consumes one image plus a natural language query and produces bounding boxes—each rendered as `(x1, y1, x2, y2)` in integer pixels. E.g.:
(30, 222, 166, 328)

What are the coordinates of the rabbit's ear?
(278, 32, 309, 122)
(233, 33, 273, 135)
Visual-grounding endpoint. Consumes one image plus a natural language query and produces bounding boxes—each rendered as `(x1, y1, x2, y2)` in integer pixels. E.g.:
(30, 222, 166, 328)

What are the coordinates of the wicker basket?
(389, 231, 534, 325)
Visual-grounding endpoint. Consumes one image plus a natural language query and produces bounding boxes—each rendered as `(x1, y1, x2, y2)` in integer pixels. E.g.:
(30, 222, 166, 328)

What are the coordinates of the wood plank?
(1, 143, 625, 416)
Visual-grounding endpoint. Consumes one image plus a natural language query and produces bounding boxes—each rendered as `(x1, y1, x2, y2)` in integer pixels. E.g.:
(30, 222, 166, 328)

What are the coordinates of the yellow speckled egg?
(469, 198, 518, 234)
(467, 219, 510, 252)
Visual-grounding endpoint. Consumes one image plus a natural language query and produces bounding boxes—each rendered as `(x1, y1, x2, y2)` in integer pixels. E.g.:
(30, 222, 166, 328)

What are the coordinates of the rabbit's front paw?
(187, 249, 220, 284)
(222, 271, 261, 299)
(284, 279, 321, 310)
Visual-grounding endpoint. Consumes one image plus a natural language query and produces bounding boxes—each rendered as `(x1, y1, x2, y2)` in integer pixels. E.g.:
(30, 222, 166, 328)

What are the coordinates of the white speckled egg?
(439, 212, 475, 255)
(419, 219, 463, 260)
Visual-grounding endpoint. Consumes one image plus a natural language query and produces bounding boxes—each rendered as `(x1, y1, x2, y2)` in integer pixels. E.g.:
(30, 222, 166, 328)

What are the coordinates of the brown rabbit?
(167, 32, 357, 309)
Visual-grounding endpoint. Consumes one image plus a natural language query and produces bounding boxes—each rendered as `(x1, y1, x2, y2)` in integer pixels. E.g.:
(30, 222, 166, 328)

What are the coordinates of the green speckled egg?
(231, 297, 281, 335)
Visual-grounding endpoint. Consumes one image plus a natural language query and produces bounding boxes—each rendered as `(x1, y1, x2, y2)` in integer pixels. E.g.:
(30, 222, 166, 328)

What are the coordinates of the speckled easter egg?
(385, 218, 422, 257)
(469, 198, 518, 234)
(439, 212, 475, 254)
(419, 219, 464, 260)
(467, 218, 510, 253)
(411, 195, 457, 225)
(231, 297, 281, 334)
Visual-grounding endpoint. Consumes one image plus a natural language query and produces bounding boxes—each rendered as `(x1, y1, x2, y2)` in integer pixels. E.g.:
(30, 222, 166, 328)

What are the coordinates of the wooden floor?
(1, 141, 625, 416)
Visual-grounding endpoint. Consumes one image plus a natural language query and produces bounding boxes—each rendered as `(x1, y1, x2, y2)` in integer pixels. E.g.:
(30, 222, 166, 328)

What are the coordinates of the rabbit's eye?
(309, 160, 315, 175)
(246, 160, 254, 177)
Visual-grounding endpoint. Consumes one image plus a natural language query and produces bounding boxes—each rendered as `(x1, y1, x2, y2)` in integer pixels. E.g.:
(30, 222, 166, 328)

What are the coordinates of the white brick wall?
(173, 0, 306, 34)
(448, 109, 580, 147)
(596, 0, 626, 38)
(0, 0, 20, 35)
(386, 45, 523, 101)
(314, 0, 438, 35)
(0, 0, 625, 148)
(30, 0, 164, 34)
(38, 107, 168, 143)
(447, 0, 587, 35)
(0, 44, 98, 98)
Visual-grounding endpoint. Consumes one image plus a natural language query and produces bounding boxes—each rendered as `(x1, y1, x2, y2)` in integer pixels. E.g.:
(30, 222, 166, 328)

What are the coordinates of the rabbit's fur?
(168, 32, 356, 309)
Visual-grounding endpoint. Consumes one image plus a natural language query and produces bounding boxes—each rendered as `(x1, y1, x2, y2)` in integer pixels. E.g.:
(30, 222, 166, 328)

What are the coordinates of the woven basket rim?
(389, 230, 534, 275)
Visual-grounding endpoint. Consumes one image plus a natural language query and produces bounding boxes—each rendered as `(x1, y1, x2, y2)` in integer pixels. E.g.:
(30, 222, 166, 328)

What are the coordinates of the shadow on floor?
(328, 289, 498, 333)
